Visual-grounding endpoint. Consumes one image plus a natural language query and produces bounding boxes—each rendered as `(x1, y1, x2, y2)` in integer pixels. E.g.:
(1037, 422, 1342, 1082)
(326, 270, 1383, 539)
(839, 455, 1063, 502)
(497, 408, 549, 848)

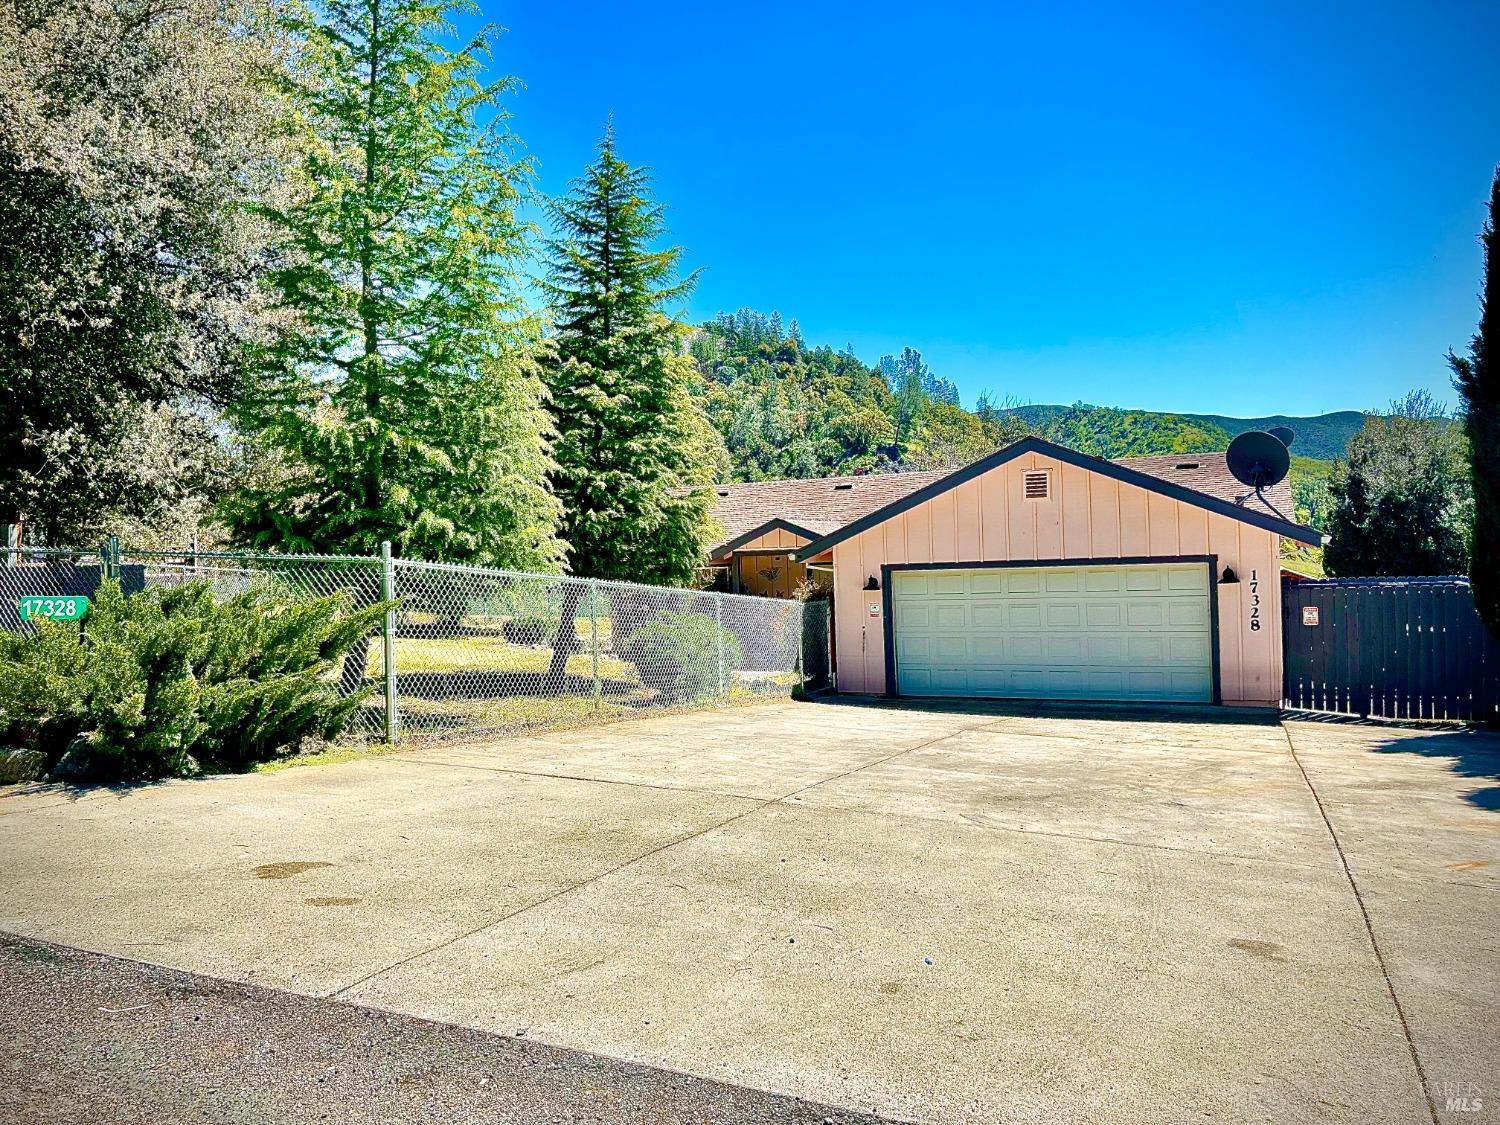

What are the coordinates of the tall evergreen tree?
(539, 128, 723, 585)
(225, 0, 561, 568)
(1450, 166, 1499, 634)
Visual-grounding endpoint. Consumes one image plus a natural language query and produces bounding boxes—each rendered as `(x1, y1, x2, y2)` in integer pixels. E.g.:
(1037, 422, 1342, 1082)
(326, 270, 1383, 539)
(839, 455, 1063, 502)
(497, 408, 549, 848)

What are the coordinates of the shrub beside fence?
(0, 543, 829, 745)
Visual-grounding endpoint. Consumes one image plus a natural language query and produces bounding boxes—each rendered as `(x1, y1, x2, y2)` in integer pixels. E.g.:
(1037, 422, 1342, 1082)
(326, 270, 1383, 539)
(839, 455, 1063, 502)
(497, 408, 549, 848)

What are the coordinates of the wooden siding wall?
(733, 527, 808, 553)
(831, 452, 1284, 704)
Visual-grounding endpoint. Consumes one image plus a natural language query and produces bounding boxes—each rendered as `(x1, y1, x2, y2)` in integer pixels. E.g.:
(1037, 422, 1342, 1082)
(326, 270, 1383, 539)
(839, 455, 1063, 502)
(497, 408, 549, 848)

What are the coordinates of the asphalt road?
(0, 933, 894, 1125)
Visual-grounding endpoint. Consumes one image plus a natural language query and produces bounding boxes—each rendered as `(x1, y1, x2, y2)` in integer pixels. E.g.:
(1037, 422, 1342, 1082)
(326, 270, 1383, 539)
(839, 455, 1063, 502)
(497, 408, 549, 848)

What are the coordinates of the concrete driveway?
(2, 700, 1497, 1124)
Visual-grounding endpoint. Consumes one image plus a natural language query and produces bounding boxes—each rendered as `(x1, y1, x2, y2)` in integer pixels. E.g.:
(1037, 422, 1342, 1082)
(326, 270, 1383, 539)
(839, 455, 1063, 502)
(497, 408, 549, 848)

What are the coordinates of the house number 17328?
(1248, 568, 1261, 632)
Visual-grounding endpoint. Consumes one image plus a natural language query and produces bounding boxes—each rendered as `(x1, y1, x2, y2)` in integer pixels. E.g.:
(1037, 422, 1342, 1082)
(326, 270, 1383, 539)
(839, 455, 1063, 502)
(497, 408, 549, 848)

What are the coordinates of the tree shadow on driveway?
(1366, 727, 1500, 812)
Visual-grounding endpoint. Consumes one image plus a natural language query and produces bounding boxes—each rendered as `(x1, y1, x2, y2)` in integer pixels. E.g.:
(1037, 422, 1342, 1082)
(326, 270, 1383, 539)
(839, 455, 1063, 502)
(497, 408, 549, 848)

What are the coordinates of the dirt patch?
(1228, 938, 1286, 961)
(252, 861, 333, 880)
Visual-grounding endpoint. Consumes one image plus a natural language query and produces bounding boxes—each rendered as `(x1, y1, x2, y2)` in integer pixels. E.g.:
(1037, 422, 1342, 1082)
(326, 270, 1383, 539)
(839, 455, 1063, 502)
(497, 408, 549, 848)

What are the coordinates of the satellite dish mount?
(1225, 430, 1292, 519)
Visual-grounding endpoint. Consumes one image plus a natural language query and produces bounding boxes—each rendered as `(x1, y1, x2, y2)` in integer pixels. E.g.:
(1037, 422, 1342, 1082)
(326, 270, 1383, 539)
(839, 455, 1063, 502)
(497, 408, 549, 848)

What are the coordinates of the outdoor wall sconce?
(864, 575, 881, 590)
(1220, 567, 1239, 584)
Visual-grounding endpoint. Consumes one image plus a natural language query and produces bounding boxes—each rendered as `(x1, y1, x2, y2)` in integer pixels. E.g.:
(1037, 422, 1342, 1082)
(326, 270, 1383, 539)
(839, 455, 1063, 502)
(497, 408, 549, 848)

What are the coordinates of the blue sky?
(481, 0, 1498, 418)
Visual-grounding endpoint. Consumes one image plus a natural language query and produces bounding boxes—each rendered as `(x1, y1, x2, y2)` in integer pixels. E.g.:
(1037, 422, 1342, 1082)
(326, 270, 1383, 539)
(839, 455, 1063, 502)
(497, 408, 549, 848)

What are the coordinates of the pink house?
(705, 436, 1321, 708)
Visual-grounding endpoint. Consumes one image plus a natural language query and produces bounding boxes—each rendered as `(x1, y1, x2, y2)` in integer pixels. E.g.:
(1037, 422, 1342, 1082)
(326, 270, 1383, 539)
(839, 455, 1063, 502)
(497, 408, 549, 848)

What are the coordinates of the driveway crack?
(1281, 722, 1438, 1125)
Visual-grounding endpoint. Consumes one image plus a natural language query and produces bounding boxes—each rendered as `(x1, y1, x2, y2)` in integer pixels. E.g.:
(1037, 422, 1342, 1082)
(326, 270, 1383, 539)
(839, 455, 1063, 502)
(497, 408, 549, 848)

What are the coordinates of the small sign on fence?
(18, 595, 90, 622)
(1301, 606, 1319, 626)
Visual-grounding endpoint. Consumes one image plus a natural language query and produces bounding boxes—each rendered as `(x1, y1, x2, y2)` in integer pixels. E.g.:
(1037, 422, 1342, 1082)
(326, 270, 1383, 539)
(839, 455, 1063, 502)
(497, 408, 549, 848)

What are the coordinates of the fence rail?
(1, 543, 830, 744)
(1282, 576, 1500, 722)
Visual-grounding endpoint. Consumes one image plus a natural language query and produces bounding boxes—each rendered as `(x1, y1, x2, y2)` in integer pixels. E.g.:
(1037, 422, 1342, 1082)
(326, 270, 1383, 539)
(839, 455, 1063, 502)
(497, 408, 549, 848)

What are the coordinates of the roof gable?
(788, 436, 1321, 557)
(708, 517, 826, 559)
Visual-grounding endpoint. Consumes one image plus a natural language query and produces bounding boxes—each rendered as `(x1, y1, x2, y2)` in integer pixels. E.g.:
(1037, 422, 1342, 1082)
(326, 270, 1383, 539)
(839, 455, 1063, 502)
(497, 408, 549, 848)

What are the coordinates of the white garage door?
(891, 562, 1213, 702)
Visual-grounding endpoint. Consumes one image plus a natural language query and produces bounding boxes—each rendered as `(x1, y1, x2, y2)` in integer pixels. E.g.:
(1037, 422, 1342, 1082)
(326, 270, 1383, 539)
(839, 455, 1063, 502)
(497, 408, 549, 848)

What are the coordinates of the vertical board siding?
(1060, 463, 1093, 558)
(1118, 483, 1150, 557)
(1282, 578, 1500, 721)
(734, 527, 808, 552)
(930, 490, 958, 563)
(1089, 475, 1121, 557)
(830, 458, 1285, 704)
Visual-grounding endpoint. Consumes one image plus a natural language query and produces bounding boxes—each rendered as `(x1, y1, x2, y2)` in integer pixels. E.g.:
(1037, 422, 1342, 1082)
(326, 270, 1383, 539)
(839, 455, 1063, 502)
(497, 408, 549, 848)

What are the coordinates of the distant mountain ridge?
(1003, 406, 1366, 461)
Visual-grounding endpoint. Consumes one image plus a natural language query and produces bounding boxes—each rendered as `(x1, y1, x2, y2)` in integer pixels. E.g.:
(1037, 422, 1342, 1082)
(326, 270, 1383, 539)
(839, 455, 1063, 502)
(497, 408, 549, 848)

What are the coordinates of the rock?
(0, 748, 47, 784)
(49, 737, 95, 782)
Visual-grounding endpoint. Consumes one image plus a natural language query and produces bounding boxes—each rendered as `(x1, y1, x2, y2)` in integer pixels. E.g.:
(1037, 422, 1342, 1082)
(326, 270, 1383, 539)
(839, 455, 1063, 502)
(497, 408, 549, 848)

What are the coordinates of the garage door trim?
(880, 555, 1221, 703)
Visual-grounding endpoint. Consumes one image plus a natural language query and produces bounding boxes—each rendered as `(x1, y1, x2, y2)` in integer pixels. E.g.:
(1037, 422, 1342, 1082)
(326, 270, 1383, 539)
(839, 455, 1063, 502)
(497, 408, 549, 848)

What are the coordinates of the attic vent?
(1023, 470, 1050, 500)
(716, 489, 730, 497)
(1174, 462, 1200, 470)
(833, 482, 854, 491)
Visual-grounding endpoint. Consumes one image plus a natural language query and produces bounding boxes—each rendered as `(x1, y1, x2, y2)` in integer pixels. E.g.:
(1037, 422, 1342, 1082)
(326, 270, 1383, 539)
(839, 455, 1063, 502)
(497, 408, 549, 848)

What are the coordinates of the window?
(1023, 470, 1050, 500)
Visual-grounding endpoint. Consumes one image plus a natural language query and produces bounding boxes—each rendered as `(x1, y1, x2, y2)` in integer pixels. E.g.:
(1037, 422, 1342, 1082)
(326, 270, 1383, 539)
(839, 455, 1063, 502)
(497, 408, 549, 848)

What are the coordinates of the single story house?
(705, 436, 1321, 707)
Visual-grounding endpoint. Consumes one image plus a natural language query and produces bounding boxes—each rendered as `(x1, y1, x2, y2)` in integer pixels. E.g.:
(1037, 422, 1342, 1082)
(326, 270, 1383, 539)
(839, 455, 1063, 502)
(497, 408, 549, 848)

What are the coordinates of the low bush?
(502, 615, 559, 646)
(618, 612, 742, 703)
(0, 580, 386, 782)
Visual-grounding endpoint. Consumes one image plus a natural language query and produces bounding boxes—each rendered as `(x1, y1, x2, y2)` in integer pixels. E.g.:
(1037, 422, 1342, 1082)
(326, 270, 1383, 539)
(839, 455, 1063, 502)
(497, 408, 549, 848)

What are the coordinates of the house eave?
(788, 436, 1323, 559)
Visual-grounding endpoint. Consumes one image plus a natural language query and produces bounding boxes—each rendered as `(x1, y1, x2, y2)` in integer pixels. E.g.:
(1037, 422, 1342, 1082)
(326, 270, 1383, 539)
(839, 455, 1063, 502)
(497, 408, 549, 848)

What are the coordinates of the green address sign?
(18, 596, 90, 622)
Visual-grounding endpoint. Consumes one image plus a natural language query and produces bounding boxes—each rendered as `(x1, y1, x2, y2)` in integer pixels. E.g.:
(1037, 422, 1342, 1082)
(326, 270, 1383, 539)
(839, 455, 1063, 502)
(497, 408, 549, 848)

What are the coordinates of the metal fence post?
(380, 542, 399, 745)
(716, 599, 726, 699)
(103, 536, 121, 584)
(796, 604, 806, 695)
(590, 583, 601, 714)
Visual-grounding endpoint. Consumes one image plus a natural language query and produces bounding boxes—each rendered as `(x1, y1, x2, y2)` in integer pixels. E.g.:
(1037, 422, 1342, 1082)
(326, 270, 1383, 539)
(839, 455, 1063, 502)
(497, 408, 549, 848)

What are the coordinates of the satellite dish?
(1226, 430, 1291, 490)
(1267, 426, 1296, 449)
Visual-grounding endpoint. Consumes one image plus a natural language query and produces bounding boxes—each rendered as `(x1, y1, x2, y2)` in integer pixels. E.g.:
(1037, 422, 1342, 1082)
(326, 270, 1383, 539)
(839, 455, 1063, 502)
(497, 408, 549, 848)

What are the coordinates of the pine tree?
(539, 128, 723, 585)
(225, 0, 561, 570)
(1450, 166, 1499, 634)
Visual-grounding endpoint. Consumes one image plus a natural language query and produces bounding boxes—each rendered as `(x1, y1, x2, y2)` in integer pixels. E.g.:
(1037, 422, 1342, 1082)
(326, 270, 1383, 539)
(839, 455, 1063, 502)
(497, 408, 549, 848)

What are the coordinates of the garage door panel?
(1171, 635, 1212, 664)
(1005, 603, 1042, 629)
(1045, 603, 1082, 628)
(932, 573, 967, 595)
(971, 571, 1005, 594)
(933, 604, 968, 629)
(1085, 603, 1123, 627)
(970, 635, 1006, 661)
(1084, 570, 1121, 593)
(1087, 635, 1129, 664)
(970, 604, 1006, 628)
(1007, 572, 1041, 594)
(1124, 568, 1165, 592)
(900, 635, 932, 661)
(1127, 634, 1166, 663)
(1167, 600, 1208, 627)
(1126, 601, 1166, 627)
(1046, 634, 1085, 661)
(893, 563, 1213, 703)
(1168, 568, 1206, 591)
(1006, 635, 1044, 662)
(932, 636, 969, 661)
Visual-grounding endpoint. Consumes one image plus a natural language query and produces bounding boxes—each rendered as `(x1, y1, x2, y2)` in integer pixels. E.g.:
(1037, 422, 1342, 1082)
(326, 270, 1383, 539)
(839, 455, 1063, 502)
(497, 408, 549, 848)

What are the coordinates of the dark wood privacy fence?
(1282, 577, 1500, 722)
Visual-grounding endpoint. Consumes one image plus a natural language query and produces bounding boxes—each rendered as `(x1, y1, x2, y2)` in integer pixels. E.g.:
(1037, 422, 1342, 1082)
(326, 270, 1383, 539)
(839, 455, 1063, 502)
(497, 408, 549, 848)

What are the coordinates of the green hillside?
(1006, 405, 1365, 460)
(689, 310, 1372, 483)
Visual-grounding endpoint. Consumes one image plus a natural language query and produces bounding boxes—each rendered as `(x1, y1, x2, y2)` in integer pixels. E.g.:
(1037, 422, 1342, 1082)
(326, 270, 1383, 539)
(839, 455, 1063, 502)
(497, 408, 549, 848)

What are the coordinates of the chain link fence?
(1, 543, 830, 744)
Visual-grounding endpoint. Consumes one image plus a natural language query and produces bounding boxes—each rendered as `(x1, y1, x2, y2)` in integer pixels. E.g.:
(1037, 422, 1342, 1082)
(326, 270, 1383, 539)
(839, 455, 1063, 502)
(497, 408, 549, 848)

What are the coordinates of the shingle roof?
(706, 450, 1296, 548)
